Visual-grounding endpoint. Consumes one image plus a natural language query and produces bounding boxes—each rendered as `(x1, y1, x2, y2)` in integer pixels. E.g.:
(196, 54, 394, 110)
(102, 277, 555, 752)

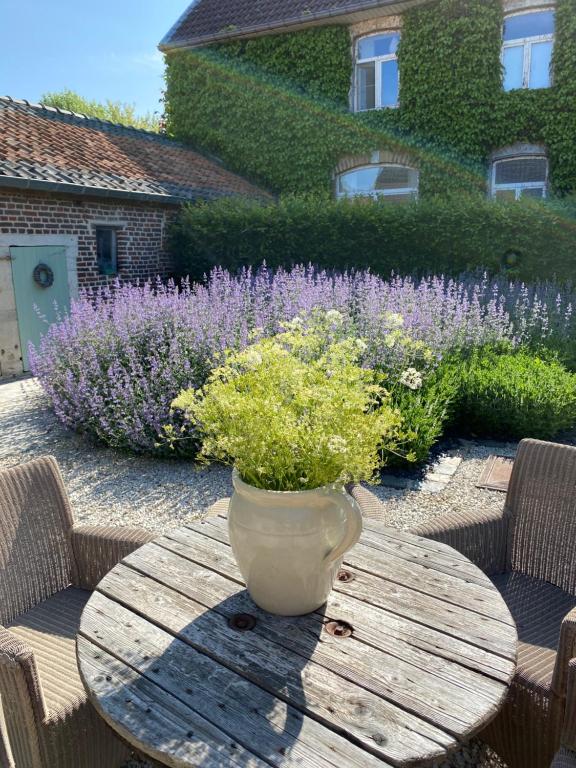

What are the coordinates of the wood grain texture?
(77, 511, 517, 768)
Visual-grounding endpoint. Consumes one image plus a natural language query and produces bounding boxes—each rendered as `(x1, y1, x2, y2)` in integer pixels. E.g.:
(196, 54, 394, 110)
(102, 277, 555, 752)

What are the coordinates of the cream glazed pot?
(228, 470, 363, 616)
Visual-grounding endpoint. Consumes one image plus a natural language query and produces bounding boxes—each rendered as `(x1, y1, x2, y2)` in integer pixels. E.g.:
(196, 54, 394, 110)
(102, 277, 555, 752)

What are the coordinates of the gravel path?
(0, 376, 516, 767)
(0, 377, 514, 533)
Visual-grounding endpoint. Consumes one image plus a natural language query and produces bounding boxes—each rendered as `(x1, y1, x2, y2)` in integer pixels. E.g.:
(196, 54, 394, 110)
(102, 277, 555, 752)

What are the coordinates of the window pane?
(339, 167, 382, 194)
(96, 229, 117, 275)
(495, 158, 547, 184)
(358, 33, 400, 60)
(495, 189, 518, 201)
(503, 11, 555, 42)
(357, 62, 376, 110)
(339, 165, 417, 195)
(374, 166, 417, 190)
(529, 40, 553, 88)
(520, 186, 546, 199)
(381, 59, 399, 107)
(503, 45, 524, 91)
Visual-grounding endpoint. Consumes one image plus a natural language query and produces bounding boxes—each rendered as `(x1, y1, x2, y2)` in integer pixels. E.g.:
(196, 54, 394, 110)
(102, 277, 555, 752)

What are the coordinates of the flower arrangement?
(168, 314, 402, 491)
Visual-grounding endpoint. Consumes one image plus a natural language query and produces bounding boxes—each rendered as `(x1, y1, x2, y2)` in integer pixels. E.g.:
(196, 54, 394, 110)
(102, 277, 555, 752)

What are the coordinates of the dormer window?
(355, 33, 400, 111)
(502, 10, 555, 90)
(337, 164, 418, 202)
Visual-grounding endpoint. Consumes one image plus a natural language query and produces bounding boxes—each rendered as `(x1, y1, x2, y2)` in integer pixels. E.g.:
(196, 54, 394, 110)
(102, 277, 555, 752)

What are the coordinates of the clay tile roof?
(160, 0, 429, 49)
(0, 96, 268, 204)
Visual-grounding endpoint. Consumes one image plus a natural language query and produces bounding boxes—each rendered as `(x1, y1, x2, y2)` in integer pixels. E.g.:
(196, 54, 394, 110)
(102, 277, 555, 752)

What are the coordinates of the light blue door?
(10, 245, 71, 371)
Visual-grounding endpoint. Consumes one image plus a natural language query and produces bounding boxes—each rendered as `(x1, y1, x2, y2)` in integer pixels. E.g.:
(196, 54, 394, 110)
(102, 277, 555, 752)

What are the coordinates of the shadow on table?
(96, 589, 325, 767)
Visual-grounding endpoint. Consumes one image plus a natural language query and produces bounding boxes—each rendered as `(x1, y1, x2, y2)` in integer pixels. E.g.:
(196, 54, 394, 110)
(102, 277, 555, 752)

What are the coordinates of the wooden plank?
(77, 635, 271, 768)
(332, 564, 517, 664)
(98, 561, 456, 764)
(346, 542, 514, 625)
(121, 545, 509, 737)
(357, 526, 491, 587)
(188, 516, 512, 622)
(361, 520, 471, 561)
(160, 527, 517, 669)
(80, 592, 391, 768)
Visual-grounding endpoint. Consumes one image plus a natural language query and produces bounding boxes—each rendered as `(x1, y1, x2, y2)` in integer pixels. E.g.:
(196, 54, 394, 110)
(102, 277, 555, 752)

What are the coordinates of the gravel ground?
(0, 376, 516, 767)
(0, 377, 515, 533)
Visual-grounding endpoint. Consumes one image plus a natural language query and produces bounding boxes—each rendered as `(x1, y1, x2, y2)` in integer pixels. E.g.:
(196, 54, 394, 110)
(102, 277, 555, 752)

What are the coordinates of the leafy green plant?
(453, 350, 576, 440)
(168, 314, 403, 490)
(170, 194, 576, 284)
(386, 362, 460, 466)
(164, 0, 576, 197)
(41, 89, 161, 132)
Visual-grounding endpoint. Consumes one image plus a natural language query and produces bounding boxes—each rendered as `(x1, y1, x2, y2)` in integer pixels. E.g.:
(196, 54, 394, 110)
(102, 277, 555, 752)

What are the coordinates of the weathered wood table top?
(77, 500, 518, 768)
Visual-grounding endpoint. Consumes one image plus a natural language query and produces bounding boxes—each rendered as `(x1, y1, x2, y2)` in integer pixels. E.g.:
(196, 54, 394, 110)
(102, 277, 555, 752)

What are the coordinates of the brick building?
(0, 96, 265, 377)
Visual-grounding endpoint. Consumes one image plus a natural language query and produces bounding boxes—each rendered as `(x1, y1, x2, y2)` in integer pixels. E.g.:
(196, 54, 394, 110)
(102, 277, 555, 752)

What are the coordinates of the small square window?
(96, 228, 118, 276)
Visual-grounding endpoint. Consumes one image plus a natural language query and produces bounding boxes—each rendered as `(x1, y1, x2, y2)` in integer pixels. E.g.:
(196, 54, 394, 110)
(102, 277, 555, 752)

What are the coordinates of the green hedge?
(170, 194, 576, 283)
(164, 0, 576, 197)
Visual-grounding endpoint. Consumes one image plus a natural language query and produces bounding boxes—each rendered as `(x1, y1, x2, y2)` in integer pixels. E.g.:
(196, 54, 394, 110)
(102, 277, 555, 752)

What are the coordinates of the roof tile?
(161, 0, 420, 48)
(0, 96, 267, 203)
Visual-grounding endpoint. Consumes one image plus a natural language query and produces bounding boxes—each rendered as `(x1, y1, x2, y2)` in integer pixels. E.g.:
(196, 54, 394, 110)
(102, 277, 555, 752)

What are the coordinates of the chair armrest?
(552, 748, 576, 768)
(552, 609, 576, 701)
(562, 659, 576, 752)
(0, 626, 45, 767)
(71, 525, 155, 590)
(411, 507, 510, 575)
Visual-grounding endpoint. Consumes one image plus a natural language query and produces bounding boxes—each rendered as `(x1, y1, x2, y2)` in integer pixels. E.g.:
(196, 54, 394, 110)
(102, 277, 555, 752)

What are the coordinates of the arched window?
(337, 164, 418, 202)
(502, 9, 555, 90)
(490, 149, 549, 199)
(355, 32, 400, 111)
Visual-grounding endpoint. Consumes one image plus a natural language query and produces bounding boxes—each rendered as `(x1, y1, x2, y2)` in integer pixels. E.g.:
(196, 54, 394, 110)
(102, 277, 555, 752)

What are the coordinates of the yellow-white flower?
(327, 435, 348, 453)
(326, 309, 344, 326)
(399, 368, 423, 390)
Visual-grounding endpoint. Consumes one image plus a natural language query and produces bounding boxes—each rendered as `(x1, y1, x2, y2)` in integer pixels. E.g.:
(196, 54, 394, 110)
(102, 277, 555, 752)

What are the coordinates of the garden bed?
(29, 266, 576, 471)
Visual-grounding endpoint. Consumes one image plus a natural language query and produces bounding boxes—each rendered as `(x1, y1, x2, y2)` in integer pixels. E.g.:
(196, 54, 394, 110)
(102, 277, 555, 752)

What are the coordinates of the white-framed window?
(354, 32, 400, 111)
(337, 164, 419, 202)
(490, 154, 549, 200)
(502, 9, 555, 91)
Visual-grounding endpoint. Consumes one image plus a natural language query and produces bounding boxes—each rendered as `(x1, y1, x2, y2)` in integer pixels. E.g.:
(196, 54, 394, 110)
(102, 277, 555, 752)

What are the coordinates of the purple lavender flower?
(29, 267, 576, 455)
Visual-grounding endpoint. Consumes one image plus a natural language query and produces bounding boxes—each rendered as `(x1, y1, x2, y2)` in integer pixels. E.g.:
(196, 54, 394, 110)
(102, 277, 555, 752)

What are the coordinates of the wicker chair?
(412, 439, 576, 768)
(551, 658, 576, 767)
(0, 456, 156, 768)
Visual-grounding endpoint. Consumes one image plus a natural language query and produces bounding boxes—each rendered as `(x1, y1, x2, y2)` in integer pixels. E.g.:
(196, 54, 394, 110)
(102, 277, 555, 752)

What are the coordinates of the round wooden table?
(77, 501, 517, 768)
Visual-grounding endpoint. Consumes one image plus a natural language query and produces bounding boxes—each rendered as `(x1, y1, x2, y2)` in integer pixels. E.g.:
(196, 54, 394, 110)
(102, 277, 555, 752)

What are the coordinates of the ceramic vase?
(228, 470, 363, 616)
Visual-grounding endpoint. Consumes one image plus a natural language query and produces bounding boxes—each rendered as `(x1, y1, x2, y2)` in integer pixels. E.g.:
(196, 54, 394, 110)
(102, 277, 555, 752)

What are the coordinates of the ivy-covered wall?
(164, 0, 576, 197)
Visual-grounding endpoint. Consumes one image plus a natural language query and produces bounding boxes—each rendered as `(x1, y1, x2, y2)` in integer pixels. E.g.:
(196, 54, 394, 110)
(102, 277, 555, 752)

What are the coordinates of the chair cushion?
(492, 572, 576, 689)
(8, 587, 91, 717)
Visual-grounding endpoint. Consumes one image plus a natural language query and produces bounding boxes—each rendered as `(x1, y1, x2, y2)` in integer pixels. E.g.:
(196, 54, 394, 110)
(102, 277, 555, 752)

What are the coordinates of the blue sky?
(2, 0, 190, 116)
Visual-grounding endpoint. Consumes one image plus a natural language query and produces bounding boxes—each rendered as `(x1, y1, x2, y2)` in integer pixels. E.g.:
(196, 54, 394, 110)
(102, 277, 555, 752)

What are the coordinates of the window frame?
(490, 155, 549, 200)
(336, 163, 419, 200)
(501, 8, 555, 91)
(354, 32, 401, 112)
(95, 226, 119, 276)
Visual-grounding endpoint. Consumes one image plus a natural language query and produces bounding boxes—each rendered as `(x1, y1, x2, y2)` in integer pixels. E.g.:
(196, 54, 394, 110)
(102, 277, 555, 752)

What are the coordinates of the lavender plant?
(29, 266, 575, 455)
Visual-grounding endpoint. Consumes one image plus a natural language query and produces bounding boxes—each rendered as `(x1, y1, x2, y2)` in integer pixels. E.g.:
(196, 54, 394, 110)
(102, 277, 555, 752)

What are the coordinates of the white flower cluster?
(326, 309, 344, 326)
(384, 312, 404, 329)
(327, 435, 348, 454)
(399, 368, 423, 390)
(244, 349, 263, 368)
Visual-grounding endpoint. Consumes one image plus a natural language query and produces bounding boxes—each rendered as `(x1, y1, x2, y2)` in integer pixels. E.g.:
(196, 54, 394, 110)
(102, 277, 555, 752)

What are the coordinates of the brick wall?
(0, 188, 176, 287)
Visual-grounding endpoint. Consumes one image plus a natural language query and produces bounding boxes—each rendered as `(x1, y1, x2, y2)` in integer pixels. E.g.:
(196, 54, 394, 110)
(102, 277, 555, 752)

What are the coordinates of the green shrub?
(386, 363, 460, 466)
(454, 351, 576, 440)
(170, 194, 576, 284)
(169, 314, 403, 491)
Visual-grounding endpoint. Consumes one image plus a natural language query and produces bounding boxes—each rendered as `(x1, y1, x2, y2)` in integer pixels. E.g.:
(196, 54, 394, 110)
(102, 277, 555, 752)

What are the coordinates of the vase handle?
(323, 492, 364, 565)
